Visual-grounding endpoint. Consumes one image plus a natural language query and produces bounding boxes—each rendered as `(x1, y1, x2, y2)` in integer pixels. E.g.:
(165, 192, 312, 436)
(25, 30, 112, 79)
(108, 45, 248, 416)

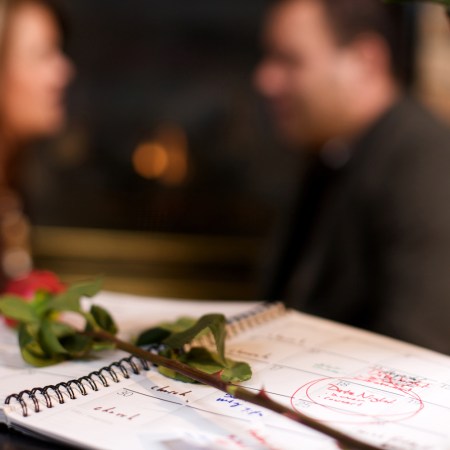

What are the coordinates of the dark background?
(17, 1, 418, 301)
(22, 0, 301, 237)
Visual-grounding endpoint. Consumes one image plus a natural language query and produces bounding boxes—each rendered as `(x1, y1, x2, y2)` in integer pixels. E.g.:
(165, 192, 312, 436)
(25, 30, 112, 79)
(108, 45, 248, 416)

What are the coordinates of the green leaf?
(18, 324, 62, 367)
(184, 348, 252, 383)
(21, 346, 61, 367)
(156, 348, 252, 383)
(43, 321, 92, 358)
(51, 278, 103, 313)
(49, 321, 76, 338)
(163, 314, 227, 363)
(51, 292, 82, 313)
(0, 296, 37, 323)
(37, 320, 90, 359)
(18, 320, 92, 365)
(135, 316, 213, 347)
(135, 327, 171, 346)
(90, 305, 118, 334)
(30, 292, 53, 319)
(18, 323, 38, 349)
(67, 278, 103, 298)
(157, 365, 196, 383)
(38, 320, 70, 356)
(159, 317, 197, 333)
(91, 340, 116, 352)
(221, 360, 252, 383)
(60, 333, 92, 357)
(184, 347, 224, 375)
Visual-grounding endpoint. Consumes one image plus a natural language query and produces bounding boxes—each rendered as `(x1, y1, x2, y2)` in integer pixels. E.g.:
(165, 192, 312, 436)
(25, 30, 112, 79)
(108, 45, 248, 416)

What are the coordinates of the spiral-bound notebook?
(1, 292, 450, 450)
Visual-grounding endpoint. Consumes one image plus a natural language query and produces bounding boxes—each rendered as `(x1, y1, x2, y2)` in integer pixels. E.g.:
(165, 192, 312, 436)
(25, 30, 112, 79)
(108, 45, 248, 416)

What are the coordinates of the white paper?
(1, 292, 450, 449)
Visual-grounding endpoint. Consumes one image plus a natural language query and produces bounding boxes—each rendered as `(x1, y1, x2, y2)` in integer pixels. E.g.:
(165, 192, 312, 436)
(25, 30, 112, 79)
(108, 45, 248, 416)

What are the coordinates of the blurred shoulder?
(388, 95, 450, 154)
(358, 95, 450, 175)
(352, 95, 450, 206)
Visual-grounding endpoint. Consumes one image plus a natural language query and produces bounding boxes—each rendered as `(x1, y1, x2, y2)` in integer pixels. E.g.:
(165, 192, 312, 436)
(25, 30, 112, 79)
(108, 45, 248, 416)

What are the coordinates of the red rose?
(2, 270, 66, 327)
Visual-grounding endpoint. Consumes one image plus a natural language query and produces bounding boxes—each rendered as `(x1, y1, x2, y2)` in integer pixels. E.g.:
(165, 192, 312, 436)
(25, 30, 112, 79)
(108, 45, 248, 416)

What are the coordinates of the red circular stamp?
(290, 373, 424, 425)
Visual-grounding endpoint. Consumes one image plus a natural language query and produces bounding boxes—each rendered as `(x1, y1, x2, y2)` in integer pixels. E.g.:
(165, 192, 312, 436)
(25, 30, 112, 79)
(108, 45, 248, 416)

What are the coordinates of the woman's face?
(1, 1, 73, 142)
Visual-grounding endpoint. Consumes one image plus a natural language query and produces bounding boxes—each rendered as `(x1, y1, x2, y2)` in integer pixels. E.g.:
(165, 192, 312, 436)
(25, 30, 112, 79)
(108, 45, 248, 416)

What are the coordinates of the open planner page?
(1, 292, 450, 449)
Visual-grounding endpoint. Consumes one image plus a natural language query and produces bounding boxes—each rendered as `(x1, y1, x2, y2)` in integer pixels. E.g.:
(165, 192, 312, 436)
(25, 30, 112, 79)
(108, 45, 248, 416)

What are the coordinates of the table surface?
(0, 424, 73, 449)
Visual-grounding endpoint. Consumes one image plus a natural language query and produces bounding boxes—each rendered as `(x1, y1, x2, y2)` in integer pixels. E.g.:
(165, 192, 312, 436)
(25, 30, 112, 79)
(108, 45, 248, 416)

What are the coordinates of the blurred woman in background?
(0, 0, 73, 287)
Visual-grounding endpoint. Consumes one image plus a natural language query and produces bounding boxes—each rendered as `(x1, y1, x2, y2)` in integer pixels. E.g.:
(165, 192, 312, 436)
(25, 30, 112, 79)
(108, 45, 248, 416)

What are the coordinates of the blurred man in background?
(255, 0, 450, 353)
(0, 0, 73, 287)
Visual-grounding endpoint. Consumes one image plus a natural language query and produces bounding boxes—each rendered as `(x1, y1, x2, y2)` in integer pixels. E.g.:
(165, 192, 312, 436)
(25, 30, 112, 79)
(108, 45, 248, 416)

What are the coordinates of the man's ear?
(348, 33, 392, 79)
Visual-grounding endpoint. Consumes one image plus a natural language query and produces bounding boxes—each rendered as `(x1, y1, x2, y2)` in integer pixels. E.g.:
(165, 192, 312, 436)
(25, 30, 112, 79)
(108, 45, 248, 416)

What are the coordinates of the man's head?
(255, 0, 402, 150)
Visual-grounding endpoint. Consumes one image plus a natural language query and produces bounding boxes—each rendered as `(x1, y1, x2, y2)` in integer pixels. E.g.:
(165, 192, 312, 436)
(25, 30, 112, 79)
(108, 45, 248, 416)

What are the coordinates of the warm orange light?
(132, 142, 169, 179)
(163, 144, 188, 186)
(132, 124, 189, 185)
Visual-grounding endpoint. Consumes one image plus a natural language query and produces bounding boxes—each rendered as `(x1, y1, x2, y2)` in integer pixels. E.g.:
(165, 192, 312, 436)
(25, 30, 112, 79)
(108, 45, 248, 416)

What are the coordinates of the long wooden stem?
(87, 329, 382, 450)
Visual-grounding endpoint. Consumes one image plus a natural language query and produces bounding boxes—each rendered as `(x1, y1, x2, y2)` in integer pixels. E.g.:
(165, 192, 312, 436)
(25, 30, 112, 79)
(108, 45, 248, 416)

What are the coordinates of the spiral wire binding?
(5, 354, 152, 417)
(5, 301, 286, 417)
